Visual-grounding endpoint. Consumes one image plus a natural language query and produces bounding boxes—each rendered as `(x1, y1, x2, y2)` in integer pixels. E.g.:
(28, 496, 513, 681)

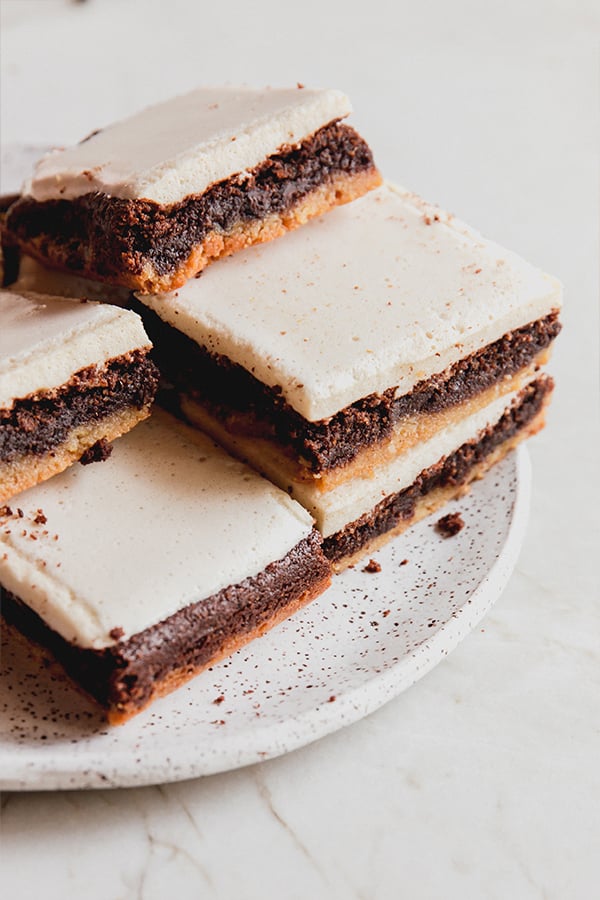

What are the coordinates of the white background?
(1, 1, 599, 898)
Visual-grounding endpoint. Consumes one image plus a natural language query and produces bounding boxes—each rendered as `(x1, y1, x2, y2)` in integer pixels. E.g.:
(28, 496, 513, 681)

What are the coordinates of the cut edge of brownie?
(6, 121, 381, 292)
(0, 349, 159, 503)
(138, 303, 560, 475)
(322, 375, 553, 569)
(0, 529, 331, 724)
(1, 349, 159, 463)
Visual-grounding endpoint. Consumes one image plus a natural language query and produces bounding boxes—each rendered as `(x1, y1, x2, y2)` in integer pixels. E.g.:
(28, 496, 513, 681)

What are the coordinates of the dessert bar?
(6, 87, 381, 293)
(0, 289, 158, 503)
(134, 183, 562, 568)
(0, 411, 330, 722)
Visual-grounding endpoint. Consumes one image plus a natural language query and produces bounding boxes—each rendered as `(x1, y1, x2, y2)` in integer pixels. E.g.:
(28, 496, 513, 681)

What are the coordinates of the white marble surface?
(0, 0, 598, 897)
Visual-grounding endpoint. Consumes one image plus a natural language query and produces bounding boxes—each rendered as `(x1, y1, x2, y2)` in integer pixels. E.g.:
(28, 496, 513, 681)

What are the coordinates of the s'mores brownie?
(135, 183, 562, 569)
(6, 87, 381, 293)
(0, 412, 330, 722)
(0, 289, 158, 504)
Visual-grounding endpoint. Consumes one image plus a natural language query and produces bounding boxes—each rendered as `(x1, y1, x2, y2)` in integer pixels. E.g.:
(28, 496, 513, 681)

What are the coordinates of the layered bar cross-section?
(0, 289, 158, 503)
(135, 183, 562, 568)
(6, 87, 381, 293)
(0, 412, 331, 722)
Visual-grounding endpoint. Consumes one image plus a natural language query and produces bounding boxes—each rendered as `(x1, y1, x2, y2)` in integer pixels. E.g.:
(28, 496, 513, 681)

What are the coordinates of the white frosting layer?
(25, 87, 351, 204)
(294, 388, 524, 537)
(0, 412, 314, 649)
(0, 290, 150, 409)
(140, 183, 562, 422)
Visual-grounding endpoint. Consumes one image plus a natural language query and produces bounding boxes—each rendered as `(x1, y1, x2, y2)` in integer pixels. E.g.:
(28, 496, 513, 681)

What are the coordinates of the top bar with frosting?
(6, 86, 381, 293)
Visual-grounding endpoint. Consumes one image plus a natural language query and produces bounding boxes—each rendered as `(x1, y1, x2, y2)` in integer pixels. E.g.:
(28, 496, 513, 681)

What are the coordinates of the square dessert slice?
(134, 182, 562, 569)
(6, 87, 381, 293)
(0, 289, 158, 504)
(0, 411, 331, 723)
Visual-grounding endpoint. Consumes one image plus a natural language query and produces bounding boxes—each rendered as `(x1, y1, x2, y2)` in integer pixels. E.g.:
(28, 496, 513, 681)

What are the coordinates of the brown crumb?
(400, 559, 409, 566)
(363, 558, 381, 574)
(17, 508, 23, 518)
(0, 506, 12, 517)
(80, 439, 113, 466)
(328, 695, 336, 702)
(382, 610, 390, 617)
(213, 695, 225, 705)
(436, 512, 465, 538)
(34, 510, 47, 525)
(109, 626, 124, 641)
(297, 82, 305, 89)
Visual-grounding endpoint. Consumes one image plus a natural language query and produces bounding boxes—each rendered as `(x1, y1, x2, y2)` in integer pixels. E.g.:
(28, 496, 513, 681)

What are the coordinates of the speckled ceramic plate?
(0, 447, 531, 790)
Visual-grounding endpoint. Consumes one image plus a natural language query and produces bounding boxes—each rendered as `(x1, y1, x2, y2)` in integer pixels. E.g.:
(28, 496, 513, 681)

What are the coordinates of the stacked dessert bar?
(135, 184, 561, 569)
(0, 86, 561, 721)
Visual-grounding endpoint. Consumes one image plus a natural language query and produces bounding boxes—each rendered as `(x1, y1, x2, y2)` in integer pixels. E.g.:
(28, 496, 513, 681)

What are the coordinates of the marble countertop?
(1, 1, 598, 897)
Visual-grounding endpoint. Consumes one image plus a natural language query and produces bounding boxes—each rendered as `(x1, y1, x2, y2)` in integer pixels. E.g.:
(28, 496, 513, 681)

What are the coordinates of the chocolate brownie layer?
(0, 193, 20, 286)
(0, 529, 330, 721)
(7, 122, 378, 290)
(322, 375, 553, 563)
(138, 302, 560, 473)
(0, 350, 159, 463)
(0, 194, 19, 215)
